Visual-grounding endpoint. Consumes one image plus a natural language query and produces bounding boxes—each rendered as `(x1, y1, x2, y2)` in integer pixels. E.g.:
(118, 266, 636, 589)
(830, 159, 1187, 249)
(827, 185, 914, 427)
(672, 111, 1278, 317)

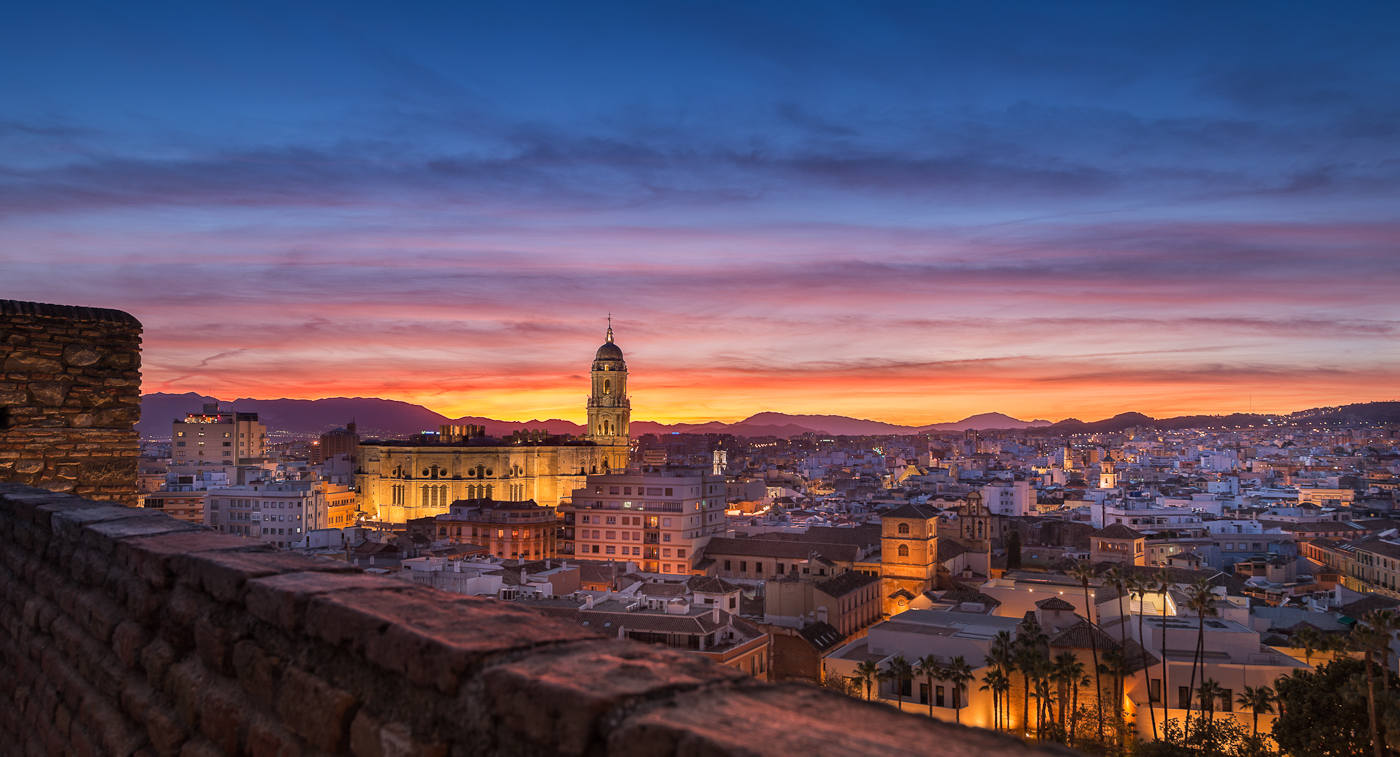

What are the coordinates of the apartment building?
(205, 481, 327, 548)
(171, 402, 267, 469)
(560, 468, 728, 575)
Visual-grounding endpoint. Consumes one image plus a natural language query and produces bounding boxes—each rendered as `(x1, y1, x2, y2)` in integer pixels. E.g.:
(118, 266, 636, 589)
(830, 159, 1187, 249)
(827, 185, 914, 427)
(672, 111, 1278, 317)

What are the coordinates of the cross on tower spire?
(606, 313, 613, 343)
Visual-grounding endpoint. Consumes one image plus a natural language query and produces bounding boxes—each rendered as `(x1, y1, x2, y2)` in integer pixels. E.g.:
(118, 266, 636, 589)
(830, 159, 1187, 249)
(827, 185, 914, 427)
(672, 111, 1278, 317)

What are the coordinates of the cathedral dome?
(595, 341, 624, 361)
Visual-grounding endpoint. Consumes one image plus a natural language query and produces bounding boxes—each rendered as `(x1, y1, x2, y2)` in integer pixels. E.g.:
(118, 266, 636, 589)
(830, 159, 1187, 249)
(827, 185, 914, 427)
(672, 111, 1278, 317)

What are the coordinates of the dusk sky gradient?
(3, 2, 1398, 424)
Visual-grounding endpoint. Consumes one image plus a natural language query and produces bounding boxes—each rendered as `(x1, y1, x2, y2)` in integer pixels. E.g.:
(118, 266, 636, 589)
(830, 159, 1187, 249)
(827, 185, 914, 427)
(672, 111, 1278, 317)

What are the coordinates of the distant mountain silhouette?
(138, 393, 451, 439)
(919, 412, 1053, 431)
(139, 394, 1399, 440)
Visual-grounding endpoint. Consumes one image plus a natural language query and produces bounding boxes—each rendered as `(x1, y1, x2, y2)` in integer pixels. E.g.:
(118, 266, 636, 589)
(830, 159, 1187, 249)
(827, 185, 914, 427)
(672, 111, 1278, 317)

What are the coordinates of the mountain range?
(135, 393, 1397, 440)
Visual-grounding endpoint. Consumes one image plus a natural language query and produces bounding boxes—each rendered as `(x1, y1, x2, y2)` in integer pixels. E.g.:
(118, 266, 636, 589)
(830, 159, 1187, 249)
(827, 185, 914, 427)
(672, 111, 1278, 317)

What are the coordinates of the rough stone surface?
(0, 484, 1066, 757)
(0, 300, 142, 505)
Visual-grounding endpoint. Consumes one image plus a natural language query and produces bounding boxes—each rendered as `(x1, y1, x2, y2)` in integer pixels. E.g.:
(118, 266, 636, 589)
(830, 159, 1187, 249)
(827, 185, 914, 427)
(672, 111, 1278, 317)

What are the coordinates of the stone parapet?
(0, 300, 142, 505)
(0, 483, 1068, 757)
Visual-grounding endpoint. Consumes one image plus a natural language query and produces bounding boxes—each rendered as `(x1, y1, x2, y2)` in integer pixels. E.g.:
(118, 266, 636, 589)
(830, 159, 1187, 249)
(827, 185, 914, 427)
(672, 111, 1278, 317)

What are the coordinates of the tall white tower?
(585, 318, 631, 470)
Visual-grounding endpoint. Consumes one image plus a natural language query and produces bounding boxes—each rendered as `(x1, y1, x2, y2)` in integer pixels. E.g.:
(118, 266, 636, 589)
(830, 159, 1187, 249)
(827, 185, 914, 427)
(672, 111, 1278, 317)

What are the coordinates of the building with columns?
(355, 324, 634, 522)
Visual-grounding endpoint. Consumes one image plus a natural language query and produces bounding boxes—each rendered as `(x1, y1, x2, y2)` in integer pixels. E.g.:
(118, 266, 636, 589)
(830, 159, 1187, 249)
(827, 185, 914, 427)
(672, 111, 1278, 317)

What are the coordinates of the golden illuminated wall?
(355, 442, 626, 522)
(880, 512, 940, 614)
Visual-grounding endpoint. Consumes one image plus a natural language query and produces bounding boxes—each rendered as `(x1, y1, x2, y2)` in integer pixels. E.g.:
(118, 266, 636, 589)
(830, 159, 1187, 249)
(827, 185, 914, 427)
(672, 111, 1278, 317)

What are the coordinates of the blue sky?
(3, 1, 1397, 423)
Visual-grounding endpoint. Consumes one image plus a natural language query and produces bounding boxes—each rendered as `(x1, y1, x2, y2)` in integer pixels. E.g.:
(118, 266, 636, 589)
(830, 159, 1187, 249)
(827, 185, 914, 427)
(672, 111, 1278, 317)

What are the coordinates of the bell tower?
(585, 317, 631, 470)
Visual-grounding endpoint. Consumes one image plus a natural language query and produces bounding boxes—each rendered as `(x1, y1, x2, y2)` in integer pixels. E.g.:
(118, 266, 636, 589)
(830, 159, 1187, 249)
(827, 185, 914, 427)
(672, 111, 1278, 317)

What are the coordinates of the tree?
(1155, 568, 1174, 738)
(1350, 624, 1388, 757)
(1016, 642, 1040, 736)
(1006, 529, 1023, 570)
(1030, 657, 1056, 740)
(885, 654, 914, 712)
(855, 660, 880, 701)
(1273, 657, 1378, 757)
(1051, 651, 1084, 737)
(987, 630, 1016, 730)
(1292, 626, 1323, 667)
(980, 667, 1010, 731)
(1197, 678, 1223, 722)
(1364, 608, 1400, 691)
(913, 654, 942, 720)
(1236, 684, 1275, 737)
(1184, 579, 1219, 741)
(1070, 560, 1105, 742)
(945, 655, 974, 724)
(1127, 572, 1159, 741)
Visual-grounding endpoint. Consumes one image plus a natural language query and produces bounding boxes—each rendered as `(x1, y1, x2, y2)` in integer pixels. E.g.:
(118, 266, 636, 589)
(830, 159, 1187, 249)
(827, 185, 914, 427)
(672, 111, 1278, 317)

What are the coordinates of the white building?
(205, 480, 327, 549)
(980, 480, 1036, 517)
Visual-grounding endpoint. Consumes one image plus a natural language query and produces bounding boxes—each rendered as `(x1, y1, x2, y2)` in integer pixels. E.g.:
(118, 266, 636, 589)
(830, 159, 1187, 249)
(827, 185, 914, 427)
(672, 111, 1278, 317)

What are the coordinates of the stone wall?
(0, 300, 142, 506)
(0, 483, 1065, 757)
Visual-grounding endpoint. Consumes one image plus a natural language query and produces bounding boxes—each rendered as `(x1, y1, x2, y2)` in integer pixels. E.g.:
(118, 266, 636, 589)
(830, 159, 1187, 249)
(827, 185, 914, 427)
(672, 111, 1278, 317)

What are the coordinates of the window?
(897, 522, 910, 535)
(606, 531, 615, 539)
(677, 549, 686, 558)
(935, 686, 945, 707)
(898, 544, 909, 557)
(606, 516, 616, 525)
(776, 563, 784, 574)
(724, 560, 731, 571)
(1179, 686, 1192, 710)
(663, 518, 671, 527)
(1149, 679, 1161, 703)
(606, 546, 616, 555)
(754, 562, 762, 575)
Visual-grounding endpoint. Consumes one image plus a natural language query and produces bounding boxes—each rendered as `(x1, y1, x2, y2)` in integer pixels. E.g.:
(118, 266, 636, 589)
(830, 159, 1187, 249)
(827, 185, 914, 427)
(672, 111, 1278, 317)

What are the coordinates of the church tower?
(585, 318, 631, 470)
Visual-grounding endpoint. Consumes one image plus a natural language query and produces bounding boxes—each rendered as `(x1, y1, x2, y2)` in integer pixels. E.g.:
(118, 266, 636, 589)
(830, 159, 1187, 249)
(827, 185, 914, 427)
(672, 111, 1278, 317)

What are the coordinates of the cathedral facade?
(355, 325, 633, 522)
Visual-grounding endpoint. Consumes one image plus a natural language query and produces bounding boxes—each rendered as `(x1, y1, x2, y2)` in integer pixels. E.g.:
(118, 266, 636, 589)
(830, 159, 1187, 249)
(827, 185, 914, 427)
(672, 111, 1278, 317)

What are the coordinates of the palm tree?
(1365, 608, 1400, 690)
(1051, 651, 1084, 736)
(1197, 678, 1223, 723)
(987, 631, 1017, 730)
(1016, 643, 1040, 736)
(1292, 625, 1322, 667)
(1030, 657, 1056, 740)
(913, 654, 942, 719)
(886, 654, 914, 712)
(945, 656, 974, 724)
(1350, 624, 1388, 757)
(855, 660, 880, 701)
(1236, 684, 1275, 737)
(980, 668, 1009, 731)
(1127, 572, 1158, 740)
(1070, 560, 1105, 742)
(1098, 648, 1136, 750)
(1155, 568, 1173, 736)
(1105, 566, 1130, 743)
(1183, 579, 1218, 740)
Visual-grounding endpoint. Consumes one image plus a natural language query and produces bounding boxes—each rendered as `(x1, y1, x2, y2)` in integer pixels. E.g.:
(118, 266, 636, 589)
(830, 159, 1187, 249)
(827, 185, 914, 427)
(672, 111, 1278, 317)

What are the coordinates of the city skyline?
(4, 2, 1398, 424)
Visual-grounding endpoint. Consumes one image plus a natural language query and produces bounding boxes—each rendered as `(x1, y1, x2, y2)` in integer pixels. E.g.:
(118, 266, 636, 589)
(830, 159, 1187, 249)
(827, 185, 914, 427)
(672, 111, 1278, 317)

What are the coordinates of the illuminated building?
(355, 324, 632, 521)
(427, 498, 558, 560)
(170, 402, 266, 469)
(560, 469, 727, 574)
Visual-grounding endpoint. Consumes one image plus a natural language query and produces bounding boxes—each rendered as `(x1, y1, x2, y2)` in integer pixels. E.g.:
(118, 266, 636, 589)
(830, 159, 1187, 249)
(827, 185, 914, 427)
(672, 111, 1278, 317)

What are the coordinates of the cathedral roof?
(594, 320, 625, 362)
(595, 341, 624, 361)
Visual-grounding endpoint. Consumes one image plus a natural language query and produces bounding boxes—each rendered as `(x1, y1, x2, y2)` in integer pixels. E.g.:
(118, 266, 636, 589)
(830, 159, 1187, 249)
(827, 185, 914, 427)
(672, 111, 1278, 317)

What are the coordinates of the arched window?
(486, 484, 493, 499)
(604, 379, 611, 393)
(897, 522, 910, 535)
(421, 485, 429, 504)
(898, 544, 909, 557)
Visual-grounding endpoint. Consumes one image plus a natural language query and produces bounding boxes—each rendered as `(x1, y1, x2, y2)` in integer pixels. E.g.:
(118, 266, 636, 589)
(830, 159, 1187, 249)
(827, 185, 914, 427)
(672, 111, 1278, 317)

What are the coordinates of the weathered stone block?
(177, 550, 361, 605)
(277, 666, 357, 752)
(482, 639, 748, 756)
(304, 589, 597, 693)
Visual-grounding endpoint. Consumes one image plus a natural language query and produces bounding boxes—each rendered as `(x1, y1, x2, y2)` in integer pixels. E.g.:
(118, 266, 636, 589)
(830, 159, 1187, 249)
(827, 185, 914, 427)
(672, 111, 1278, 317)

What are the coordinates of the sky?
(3, 1, 1398, 425)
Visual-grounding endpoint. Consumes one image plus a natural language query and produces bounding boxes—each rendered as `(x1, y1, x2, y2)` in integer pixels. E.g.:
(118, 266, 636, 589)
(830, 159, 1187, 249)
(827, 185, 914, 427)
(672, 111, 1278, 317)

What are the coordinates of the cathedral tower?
(585, 318, 631, 470)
